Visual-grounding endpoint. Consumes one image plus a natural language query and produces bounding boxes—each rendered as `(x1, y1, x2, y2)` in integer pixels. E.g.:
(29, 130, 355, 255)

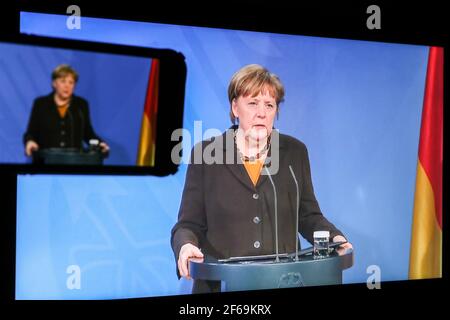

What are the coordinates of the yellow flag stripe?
(136, 115, 155, 166)
(409, 161, 442, 279)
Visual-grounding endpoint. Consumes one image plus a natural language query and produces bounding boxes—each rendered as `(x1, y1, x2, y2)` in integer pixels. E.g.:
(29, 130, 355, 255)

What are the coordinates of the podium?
(32, 148, 104, 165)
(189, 249, 353, 292)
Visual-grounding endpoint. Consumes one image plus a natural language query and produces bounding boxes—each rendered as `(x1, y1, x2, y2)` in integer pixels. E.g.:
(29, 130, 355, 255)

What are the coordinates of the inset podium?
(189, 248, 353, 292)
(32, 148, 105, 165)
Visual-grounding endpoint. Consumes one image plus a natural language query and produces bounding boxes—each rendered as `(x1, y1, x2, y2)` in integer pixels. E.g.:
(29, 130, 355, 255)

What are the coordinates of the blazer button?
(60, 142, 65, 147)
(252, 193, 259, 200)
(253, 216, 261, 224)
(253, 241, 261, 249)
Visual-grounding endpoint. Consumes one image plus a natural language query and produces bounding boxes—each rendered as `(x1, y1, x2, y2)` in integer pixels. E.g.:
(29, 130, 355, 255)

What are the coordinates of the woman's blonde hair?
(228, 64, 285, 124)
(51, 64, 79, 83)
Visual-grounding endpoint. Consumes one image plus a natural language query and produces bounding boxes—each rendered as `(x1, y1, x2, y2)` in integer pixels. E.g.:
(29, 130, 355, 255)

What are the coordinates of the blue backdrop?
(15, 12, 428, 299)
(0, 41, 151, 165)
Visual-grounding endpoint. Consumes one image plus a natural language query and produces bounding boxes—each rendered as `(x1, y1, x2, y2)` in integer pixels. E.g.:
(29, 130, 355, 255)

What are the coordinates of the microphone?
(77, 106, 85, 149)
(264, 166, 280, 263)
(67, 106, 75, 148)
(288, 165, 301, 261)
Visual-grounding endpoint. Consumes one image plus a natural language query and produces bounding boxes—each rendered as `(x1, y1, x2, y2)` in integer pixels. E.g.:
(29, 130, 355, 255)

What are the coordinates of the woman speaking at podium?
(23, 64, 109, 157)
(171, 64, 352, 293)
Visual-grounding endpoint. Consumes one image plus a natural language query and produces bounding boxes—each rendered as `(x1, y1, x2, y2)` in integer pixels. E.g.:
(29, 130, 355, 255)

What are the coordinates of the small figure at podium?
(23, 64, 110, 162)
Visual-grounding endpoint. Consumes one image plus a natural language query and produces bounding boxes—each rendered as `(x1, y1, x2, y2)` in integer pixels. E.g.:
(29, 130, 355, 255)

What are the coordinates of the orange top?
(243, 159, 264, 186)
(57, 104, 69, 118)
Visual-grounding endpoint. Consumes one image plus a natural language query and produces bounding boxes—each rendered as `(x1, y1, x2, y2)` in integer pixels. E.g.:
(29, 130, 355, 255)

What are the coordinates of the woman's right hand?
(178, 243, 204, 280)
(25, 140, 39, 156)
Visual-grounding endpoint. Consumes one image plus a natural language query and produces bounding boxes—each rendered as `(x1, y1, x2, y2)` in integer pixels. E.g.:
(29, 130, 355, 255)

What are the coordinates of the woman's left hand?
(332, 235, 353, 255)
(99, 142, 110, 153)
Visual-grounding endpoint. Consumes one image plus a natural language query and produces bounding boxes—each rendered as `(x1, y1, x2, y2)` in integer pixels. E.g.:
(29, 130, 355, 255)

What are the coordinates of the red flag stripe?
(417, 46, 443, 229)
(144, 59, 160, 118)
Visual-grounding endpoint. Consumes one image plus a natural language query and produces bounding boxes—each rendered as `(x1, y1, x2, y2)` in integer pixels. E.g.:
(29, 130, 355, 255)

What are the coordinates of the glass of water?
(313, 231, 330, 259)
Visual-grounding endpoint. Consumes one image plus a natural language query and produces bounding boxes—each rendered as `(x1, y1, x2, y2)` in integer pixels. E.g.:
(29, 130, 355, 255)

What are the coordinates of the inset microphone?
(77, 106, 85, 149)
(289, 165, 301, 261)
(264, 166, 279, 263)
(67, 106, 74, 148)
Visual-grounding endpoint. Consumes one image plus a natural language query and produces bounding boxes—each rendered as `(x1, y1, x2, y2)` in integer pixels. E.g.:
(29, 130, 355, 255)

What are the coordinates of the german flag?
(409, 47, 443, 279)
(137, 59, 160, 166)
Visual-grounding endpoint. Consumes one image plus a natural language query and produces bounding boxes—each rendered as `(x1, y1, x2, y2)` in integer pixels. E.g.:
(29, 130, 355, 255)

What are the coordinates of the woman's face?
(232, 90, 277, 142)
(52, 75, 75, 100)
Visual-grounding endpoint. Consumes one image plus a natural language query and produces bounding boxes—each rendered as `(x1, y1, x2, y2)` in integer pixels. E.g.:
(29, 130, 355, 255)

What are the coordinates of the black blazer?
(23, 93, 103, 149)
(171, 126, 345, 293)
